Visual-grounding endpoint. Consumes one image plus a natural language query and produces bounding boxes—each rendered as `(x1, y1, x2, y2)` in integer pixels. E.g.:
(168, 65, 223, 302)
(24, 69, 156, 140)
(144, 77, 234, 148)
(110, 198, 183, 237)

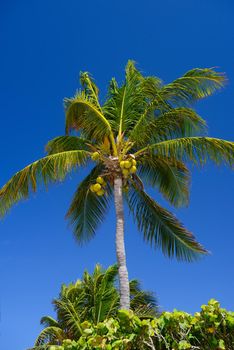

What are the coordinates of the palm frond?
(127, 180, 207, 261)
(160, 68, 226, 105)
(66, 166, 113, 243)
(56, 264, 119, 325)
(53, 299, 83, 339)
(34, 326, 65, 346)
(0, 150, 90, 217)
(130, 279, 159, 317)
(87, 264, 119, 323)
(46, 136, 90, 155)
(103, 60, 161, 137)
(129, 107, 207, 146)
(64, 91, 115, 145)
(40, 316, 60, 328)
(79, 71, 101, 110)
(138, 155, 190, 207)
(135, 137, 234, 167)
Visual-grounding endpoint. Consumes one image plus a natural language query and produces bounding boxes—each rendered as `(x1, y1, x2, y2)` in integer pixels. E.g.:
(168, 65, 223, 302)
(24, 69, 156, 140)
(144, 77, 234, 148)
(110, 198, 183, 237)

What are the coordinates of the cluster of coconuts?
(120, 158, 137, 177)
(90, 176, 107, 196)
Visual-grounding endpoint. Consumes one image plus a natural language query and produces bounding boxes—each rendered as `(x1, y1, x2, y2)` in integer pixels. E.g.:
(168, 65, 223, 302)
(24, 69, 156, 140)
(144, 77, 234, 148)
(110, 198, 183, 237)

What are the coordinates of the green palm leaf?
(66, 166, 113, 243)
(161, 68, 226, 105)
(64, 92, 116, 147)
(53, 299, 83, 339)
(127, 180, 207, 261)
(129, 107, 207, 146)
(0, 150, 90, 217)
(103, 60, 161, 137)
(35, 326, 65, 346)
(46, 136, 90, 154)
(130, 279, 159, 317)
(135, 137, 234, 167)
(40, 316, 60, 328)
(138, 155, 190, 207)
(82, 264, 119, 323)
(80, 71, 101, 110)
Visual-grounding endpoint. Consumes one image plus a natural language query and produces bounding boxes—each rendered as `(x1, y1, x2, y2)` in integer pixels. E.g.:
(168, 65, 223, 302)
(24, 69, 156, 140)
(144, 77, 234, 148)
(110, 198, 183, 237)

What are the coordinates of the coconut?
(90, 185, 95, 192)
(96, 189, 105, 196)
(124, 160, 132, 168)
(120, 161, 125, 168)
(130, 166, 137, 173)
(93, 183, 102, 192)
(96, 176, 104, 184)
(122, 169, 129, 177)
(132, 159, 137, 166)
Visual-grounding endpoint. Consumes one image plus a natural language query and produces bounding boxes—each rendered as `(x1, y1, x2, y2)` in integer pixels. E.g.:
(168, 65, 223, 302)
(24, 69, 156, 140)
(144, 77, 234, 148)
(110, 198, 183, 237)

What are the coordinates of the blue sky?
(0, 1, 233, 349)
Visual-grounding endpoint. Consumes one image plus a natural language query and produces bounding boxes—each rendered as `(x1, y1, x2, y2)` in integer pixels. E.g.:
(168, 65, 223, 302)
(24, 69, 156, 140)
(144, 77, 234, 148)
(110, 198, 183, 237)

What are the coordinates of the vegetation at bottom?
(29, 299, 234, 350)
(28, 265, 234, 350)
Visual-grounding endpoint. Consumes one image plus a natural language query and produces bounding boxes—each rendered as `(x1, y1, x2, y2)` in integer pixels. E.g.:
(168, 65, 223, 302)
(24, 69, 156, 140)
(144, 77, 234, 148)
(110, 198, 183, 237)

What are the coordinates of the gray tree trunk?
(114, 176, 130, 310)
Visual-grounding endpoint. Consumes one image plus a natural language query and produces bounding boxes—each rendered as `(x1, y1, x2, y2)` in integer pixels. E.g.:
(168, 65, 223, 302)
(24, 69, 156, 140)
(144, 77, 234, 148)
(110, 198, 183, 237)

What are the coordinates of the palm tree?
(33, 264, 158, 348)
(0, 61, 233, 309)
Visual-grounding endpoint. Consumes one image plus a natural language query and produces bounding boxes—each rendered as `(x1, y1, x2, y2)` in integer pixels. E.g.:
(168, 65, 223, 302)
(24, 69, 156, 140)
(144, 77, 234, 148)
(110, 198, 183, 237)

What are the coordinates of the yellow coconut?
(102, 181, 107, 187)
(96, 189, 105, 196)
(130, 166, 137, 173)
(124, 160, 132, 169)
(90, 184, 96, 192)
(91, 152, 99, 161)
(96, 176, 104, 184)
(132, 159, 136, 166)
(93, 183, 102, 192)
(122, 169, 129, 177)
(120, 161, 125, 168)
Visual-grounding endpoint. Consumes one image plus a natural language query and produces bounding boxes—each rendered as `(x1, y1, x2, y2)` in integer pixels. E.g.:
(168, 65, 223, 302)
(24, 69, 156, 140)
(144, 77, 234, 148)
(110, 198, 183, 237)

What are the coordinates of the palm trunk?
(114, 176, 130, 310)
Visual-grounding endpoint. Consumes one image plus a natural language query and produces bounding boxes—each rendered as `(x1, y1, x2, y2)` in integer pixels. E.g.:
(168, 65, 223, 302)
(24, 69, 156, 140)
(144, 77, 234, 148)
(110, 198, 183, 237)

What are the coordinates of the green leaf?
(160, 68, 226, 105)
(178, 340, 191, 349)
(218, 339, 225, 349)
(64, 91, 114, 142)
(46, 136, 90, 154)
(138, 155, 190, 207)
(66, 166, 113, 243)
(136, 137, 234, 167)
(127, 180, 207, 261)
(103, 60, 161, 137)
(0, 150, 89, 217)
(80, 71, 101, 109)
(34, 327, 65, 346)
(130, 107, 207, 146)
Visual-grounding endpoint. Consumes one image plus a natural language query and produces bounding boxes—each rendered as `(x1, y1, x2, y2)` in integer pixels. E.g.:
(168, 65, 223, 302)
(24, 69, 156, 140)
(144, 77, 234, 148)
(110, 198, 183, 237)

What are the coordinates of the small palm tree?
(33, 264, 158, 347)
(0, 61, 233, 309)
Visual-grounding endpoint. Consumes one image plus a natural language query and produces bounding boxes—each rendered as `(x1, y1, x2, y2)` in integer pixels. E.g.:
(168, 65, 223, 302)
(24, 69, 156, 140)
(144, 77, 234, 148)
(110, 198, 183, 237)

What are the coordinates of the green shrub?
(30, 300, 234, 350)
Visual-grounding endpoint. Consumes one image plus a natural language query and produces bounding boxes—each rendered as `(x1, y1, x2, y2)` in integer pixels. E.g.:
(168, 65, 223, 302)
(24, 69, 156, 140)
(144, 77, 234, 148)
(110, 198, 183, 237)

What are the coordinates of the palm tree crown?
(33, 264, 158, 348)
(0, 61, 233, 309)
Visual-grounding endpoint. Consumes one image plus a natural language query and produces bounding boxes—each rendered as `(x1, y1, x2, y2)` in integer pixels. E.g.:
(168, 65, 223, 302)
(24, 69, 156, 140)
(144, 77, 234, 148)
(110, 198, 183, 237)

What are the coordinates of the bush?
(30, 299, 234, 350)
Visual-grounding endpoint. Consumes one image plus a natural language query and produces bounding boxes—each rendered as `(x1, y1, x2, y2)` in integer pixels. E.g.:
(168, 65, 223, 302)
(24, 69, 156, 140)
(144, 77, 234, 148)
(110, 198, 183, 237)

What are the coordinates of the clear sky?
(0, 1, 233, 349)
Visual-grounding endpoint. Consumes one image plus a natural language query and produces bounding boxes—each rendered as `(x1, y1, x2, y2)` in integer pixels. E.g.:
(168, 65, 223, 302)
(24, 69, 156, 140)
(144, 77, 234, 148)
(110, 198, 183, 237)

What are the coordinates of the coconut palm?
(0, 61, 233, 310)
(33, 264, 158, 348)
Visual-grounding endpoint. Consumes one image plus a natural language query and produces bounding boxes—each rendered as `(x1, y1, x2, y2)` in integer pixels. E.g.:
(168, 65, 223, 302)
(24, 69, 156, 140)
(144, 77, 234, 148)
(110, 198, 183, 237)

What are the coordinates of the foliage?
(1, 61, 233, 262)
(29, 299, 234, 350)
(34, 265, 158, 346)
